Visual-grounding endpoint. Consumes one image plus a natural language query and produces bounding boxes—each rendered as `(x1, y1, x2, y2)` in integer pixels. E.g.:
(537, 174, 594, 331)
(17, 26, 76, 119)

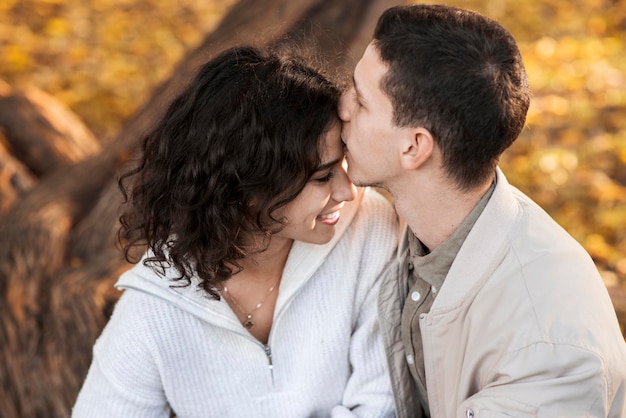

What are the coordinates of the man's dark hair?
(373, 4, 531, 190)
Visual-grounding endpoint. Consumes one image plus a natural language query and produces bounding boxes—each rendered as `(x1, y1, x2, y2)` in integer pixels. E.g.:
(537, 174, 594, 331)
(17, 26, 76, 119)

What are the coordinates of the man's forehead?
(354, 44, 376, 82)
(354, 43, 389, 99)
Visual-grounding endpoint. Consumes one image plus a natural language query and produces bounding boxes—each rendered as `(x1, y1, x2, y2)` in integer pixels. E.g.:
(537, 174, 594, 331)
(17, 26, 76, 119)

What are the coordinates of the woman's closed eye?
(313, 171, 335, 183)
(311, 157, 344, 184)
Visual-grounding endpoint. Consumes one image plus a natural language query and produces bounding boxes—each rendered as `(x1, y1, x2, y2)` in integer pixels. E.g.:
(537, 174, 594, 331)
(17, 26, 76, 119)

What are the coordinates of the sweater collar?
(115, 188, 364, 335)
(272, 188, 363, 319)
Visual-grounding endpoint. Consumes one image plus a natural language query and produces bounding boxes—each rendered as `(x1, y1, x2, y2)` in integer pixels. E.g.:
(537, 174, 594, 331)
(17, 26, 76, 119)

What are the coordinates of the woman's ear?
(399, 127, 434, 170)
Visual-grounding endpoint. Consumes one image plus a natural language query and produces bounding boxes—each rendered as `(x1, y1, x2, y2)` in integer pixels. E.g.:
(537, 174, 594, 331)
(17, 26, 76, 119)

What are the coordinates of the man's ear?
(400, 127, 434, 170)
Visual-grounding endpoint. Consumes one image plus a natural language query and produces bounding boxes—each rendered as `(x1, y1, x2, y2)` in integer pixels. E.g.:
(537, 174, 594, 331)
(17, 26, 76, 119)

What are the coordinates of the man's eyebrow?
(352, 75, 367, 104)
(315, 158, 343, 172)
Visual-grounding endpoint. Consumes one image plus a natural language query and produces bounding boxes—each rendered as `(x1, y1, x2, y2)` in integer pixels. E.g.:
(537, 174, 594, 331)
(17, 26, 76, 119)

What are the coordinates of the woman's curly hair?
(118, 46, 341, 299)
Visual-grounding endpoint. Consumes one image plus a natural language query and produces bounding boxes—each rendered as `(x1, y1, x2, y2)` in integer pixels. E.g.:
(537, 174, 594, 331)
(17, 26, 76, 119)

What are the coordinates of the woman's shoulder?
(98, 287, 180, 340)
(338, 187, 399, 257)
(354, 187, 398, 229)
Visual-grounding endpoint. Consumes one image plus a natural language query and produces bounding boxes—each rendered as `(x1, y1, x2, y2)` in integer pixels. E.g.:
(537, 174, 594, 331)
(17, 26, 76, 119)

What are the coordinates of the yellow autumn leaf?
(44, 17, 70, 37)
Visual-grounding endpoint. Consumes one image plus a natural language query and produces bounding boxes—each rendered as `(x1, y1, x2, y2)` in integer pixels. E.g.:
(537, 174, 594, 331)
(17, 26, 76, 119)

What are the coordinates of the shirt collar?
(408, 176, 497, 290)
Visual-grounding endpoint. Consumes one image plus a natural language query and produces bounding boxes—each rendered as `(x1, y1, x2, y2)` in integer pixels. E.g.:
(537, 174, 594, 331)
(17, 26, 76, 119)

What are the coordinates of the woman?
(72, 46, 398, 417)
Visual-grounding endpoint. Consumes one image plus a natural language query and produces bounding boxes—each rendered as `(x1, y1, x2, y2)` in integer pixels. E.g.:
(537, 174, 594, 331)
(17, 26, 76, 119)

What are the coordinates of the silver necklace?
(223, 280, 279, 330)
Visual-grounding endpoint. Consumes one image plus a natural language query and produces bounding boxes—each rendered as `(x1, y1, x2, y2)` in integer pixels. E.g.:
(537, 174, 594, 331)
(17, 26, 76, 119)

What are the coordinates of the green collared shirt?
(401, 178, 496, 415)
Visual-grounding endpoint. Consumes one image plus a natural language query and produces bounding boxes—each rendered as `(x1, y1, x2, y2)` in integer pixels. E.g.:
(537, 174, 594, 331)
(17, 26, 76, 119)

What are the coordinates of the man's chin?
(352, 179, 371, 188)
(349, 173, 388, 191)
(346, 165, 378, 188)
(347, 173, 373, 188)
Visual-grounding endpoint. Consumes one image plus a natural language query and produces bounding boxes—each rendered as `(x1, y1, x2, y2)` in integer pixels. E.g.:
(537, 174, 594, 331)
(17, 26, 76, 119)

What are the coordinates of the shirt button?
(411, 291, 421, 301)
(406, 354, 415, 365)
(431, 285, 437, 294)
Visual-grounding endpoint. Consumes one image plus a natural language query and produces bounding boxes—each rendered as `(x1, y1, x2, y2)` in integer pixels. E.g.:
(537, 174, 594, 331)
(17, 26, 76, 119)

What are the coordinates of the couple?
(73, 5, 626, 417)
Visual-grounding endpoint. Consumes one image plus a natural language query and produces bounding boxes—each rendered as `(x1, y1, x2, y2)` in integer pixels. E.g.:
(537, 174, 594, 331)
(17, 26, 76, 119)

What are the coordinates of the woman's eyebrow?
(315, 157, 343, 172)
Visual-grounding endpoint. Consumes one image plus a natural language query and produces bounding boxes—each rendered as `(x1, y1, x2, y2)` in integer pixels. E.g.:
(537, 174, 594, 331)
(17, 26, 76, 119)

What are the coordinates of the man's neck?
(393, 175, 493, 252)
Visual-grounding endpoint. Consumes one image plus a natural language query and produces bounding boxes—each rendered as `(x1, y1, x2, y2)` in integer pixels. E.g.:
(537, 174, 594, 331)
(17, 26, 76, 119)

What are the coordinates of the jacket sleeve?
(72, 291, 170, 418)
(457, 341, 615, 418)
(331, 189, 398, 418)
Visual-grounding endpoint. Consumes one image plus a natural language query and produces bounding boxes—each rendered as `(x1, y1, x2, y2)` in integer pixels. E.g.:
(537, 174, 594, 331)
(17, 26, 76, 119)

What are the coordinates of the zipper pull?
(264, 345, 274, 385)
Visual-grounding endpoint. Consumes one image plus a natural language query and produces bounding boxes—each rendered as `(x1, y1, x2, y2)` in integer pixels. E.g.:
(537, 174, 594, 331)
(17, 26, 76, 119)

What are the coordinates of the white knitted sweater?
(72, 188, 399, 418)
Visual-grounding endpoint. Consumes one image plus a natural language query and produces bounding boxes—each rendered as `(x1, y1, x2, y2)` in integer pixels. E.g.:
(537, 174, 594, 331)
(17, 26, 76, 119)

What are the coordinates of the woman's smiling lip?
(317, 209, 341, 225)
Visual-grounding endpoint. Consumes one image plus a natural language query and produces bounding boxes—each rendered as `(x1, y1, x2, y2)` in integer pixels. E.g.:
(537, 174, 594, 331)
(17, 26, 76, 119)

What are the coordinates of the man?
(339, 4, 626, 417)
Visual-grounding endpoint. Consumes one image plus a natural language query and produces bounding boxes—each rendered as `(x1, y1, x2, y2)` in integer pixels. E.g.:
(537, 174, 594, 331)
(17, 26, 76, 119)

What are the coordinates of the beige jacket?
(379, 169, 626, 418)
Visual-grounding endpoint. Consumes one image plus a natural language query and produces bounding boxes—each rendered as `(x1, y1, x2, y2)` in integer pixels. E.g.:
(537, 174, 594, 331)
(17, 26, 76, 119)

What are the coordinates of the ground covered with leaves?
(1, 0, 625, 329)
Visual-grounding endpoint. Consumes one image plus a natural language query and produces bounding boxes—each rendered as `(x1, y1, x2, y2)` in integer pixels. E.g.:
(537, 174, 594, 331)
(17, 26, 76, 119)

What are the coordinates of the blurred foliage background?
(0, 0, 237, 140)
(0, 0, 624, 293)
(452, 0, 626, 292)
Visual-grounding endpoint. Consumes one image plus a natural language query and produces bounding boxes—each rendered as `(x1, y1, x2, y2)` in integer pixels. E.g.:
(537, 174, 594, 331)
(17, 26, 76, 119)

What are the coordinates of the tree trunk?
(0, 0, 404, 417)
(0, 80, 100, 178)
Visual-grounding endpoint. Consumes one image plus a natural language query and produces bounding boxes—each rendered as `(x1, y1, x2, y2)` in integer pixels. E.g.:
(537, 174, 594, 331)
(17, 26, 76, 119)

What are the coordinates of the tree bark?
(0, 131, 37, 213)
(0, 80, 100, 178)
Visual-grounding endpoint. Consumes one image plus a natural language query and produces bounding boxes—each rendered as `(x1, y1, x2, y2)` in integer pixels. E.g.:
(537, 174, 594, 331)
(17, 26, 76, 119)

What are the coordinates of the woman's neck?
(236, 234, 293, 283)
(222, 234, 293, 344)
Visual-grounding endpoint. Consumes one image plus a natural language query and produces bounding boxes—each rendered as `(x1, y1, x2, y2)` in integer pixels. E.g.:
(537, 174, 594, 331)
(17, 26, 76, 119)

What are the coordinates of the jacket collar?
(430, 167, 520, 312)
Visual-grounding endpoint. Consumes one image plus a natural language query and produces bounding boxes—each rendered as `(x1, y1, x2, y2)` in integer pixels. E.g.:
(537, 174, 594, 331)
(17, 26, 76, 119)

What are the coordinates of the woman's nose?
(333, 162, 357, 203)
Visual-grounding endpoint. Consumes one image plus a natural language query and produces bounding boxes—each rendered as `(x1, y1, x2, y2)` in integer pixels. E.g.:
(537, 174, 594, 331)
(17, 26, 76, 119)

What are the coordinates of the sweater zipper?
(264, 344, 274, 385)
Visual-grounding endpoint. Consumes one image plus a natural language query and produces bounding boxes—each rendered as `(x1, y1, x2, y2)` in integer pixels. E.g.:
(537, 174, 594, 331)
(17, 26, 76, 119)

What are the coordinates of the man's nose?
(338, 89, 354, 122)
